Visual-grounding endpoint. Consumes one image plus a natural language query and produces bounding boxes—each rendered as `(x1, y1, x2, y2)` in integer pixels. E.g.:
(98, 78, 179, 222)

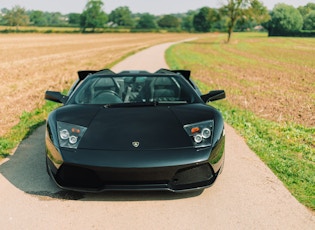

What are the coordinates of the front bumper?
(46, 137, 225, 192)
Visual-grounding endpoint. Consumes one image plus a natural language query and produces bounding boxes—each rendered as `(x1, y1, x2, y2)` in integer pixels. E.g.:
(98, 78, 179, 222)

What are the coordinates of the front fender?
(45, 111, 63, 170)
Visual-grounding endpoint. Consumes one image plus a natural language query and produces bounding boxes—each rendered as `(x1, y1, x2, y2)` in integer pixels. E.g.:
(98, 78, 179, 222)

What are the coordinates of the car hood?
(56, 104, 218, 150)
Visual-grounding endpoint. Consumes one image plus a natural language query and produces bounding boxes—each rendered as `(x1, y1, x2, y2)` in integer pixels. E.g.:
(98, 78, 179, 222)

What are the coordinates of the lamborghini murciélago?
(45, 69, 226, 192)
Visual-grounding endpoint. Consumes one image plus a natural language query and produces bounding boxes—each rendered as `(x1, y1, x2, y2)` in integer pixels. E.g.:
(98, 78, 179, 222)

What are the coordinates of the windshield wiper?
(157, 101, 187, 105)
(104, 101, 158, 108)
(104, 100, 187, 108)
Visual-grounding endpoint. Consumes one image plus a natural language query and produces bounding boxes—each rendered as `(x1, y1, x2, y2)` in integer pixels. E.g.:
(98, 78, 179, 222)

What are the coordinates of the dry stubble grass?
(168, 33, 315, 127)
(0, 33, 197, 137)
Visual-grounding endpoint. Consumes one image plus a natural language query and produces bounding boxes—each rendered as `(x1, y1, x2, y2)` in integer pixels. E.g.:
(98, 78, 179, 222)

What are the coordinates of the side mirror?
(201, 90, 226, 103)
(45, 91, 68, 104)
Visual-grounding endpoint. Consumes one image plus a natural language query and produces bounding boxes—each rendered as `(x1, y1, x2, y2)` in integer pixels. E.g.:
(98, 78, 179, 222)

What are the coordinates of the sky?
(1, 0, 314, 15)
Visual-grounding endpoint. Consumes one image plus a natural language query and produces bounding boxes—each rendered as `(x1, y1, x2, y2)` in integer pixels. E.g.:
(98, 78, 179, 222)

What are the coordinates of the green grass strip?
(0, 100, 59, 158)
(214, 99, 315, 209)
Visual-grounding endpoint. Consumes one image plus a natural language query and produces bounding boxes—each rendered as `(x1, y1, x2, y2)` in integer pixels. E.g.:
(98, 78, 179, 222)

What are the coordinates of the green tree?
(29, 10, 47, 26)
(157, 15, 180, 29)
(220, 0, 269, 42)
(0, 9, 8, 24)
(108, 6, 134, 27)
(266, 3, 303, 36)
(181, 10, 196, 32)
(247, 0, 270, 25)
(135, 13, 157, 29)
(303, 10, 315, 30)
(3, 5, 29, 30)
(298, 3, 315, 18)
(193, 7, 220, 32)
(298, 3, 315, 30)
(68, 13, 81, 26)
(80, 0, 107, 32)
(45, 12, 66, 26)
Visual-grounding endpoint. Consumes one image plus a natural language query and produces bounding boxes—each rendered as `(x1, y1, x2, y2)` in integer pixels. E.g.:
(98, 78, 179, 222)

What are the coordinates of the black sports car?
(45, 69, 225, 192)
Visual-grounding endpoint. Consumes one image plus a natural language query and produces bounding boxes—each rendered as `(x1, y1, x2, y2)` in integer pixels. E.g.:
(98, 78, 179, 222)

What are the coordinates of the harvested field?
(167, 33, 315, 128)
(0, 33, 198, 136)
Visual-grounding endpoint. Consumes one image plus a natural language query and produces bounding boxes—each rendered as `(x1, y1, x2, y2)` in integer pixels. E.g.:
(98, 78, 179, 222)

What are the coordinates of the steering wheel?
(93, 90, 122, 104)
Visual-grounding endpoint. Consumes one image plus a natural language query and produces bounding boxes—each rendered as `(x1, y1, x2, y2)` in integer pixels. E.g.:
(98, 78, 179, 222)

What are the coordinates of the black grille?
(56, 164, 102, 188)
(170, 164, 214, 190)
(55, 163, 215, 191)
(56, 164, 174, 189)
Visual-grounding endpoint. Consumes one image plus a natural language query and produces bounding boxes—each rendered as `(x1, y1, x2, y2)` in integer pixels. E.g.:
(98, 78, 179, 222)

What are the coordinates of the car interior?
(74, 75, 196, 105)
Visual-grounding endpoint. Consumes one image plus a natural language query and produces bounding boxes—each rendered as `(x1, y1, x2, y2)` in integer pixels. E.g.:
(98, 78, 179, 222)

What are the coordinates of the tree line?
(1, 0, 315, 40)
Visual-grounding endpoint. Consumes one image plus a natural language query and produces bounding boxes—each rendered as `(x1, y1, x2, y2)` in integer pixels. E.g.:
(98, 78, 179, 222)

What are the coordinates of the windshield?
(68, 75, 201, 105)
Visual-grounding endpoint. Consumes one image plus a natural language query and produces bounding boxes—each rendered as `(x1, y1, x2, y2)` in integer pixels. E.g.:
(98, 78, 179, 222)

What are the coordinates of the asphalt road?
(0, 41, 314, 230)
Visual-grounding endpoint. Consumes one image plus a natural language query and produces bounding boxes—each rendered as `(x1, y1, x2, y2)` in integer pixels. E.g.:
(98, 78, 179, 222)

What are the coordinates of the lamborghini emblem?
(132, 141, 140, 148)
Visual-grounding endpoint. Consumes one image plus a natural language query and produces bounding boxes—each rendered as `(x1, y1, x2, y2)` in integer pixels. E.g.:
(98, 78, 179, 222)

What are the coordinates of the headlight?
(184, 120, 214, 147)
(57, 121, 87, 149)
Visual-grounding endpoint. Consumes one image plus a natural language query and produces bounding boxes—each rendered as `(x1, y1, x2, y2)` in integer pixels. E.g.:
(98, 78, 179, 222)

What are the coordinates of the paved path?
(0, 41, 314, 230)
